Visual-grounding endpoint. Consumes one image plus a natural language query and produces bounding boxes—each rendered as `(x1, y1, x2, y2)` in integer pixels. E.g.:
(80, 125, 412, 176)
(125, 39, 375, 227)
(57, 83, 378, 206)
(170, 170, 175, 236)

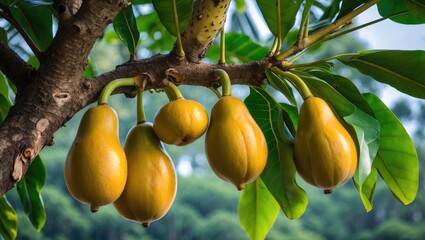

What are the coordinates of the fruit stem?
(209, 87, 222, 99)
(98, 78, 135, 105)
(219, 28, 226, 64)
(137, 88, 146, 124)
(271, 67, 312, 100)
(172, 0, 185, 58)
(213, 69, 232, 96)
(166, 81, 184, 100)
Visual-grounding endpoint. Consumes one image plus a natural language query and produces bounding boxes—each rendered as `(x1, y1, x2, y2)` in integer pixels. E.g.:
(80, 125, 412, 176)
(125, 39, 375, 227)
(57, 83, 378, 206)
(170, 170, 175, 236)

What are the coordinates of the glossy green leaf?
(239, 178, 279, 240)
(339, 50, 425, 99)
(364, 93, 419, 205)
(205, 33, 269, 63)
(130, 0, 151, 4)
(0, 74, 12, 106)
(113, 5, 140, 54)
(336, 0, 367, 19)
(152, 0, 193, 36)
(245, 86, 308, 219)
(0, 196, 18, 240)
(319, 0, 342, 22)
(298, 73, 380, 202)
(225, 33, 269, 62)
(9, 4, 53, 51)
(405, 0, 425, 19)
(16, 155, 47, 231)
(353, 167, 378, 211)
(280, 103, 298, 137)
(27, 55, 40, 69)
(265, 68, 296, 106)
(378, 0, 425, 24)
(256, 0, 303, 39)
(0, 95, 11, 123)
(308, 71, 374, 116)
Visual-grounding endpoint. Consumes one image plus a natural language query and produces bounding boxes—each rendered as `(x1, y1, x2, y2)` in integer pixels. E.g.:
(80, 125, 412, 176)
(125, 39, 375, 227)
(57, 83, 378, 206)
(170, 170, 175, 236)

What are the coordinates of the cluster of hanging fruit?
(63, 68, 358, 226)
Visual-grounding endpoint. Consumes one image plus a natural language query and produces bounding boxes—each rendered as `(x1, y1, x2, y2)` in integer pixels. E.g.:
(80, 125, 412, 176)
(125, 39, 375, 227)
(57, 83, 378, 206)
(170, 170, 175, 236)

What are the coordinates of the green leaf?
(205, 33, 269, 63)
(256, 0, 303, 39)
(405, 0, 425, 19)
(16, 155, 47, 231)
(319, 0, 342, 22)
(9, 4, 53, 51)
(308, 71, 374, 116)
(0, 94, 11, 123)
(245, 86, 308, 219)
(130, 0, 151, 4)
(238, 178, 279, 240)
(280, 103, 298, 137)
(339, 50, 425, 99)
(234, 0, 246, 12)
(378, 0, 425, 24)
(113, 5, 140, 54)
(27, 55, 40, 69)
(364, 93, 419, 205)
(336, 0, 368, 19)
(353, 167, 378, 211)
(83, 58, 96, 78)
(0, 27, 8, 43)
(0, 196, 18, 240)
(152, 0, 193, 36)
(0, 74, 12, 106)
(265, 68, 296, 106)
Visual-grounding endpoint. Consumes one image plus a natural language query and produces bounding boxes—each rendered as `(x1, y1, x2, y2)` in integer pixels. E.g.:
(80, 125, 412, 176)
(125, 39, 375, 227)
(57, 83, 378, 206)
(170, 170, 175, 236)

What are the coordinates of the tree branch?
(0, 41, 33, 89)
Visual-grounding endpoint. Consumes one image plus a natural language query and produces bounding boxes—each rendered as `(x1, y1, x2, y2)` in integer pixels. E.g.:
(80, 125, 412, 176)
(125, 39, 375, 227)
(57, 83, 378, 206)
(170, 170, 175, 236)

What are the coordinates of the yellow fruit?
(205, 96, 268, 190)
(294, 97, 358, 194)
(114, 122, 177, 227)
(153, 98, 208, 146)
(64, 105, 127, 212)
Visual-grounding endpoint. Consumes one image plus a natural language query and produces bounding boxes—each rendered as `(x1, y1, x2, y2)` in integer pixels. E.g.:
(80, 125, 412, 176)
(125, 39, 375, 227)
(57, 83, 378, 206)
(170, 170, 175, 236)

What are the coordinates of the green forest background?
(3, 5, 425, 240)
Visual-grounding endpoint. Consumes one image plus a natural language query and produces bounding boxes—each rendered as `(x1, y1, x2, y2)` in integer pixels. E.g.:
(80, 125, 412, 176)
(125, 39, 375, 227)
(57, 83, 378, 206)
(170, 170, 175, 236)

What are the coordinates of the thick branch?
(0, 41, 33, 88)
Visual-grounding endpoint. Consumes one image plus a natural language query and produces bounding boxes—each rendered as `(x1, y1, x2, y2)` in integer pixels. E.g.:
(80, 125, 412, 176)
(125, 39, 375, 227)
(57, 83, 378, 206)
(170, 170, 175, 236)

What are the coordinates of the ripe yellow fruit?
(205, 96, 268, 190)
(114, 122, 177, 227)
(294, 97, 358, 193)
(154, 98, 208, 146)
(64, 105, 127, 212)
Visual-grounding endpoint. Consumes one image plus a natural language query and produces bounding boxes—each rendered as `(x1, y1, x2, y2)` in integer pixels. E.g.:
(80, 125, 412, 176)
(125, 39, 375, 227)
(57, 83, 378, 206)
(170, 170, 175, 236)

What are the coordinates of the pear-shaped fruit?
(294, 97, 358, 194)
(153, 98, 208, 146)
(205, 96, 268, 190)
(114, 122, 177, 227)
(64, 105, 127, 212)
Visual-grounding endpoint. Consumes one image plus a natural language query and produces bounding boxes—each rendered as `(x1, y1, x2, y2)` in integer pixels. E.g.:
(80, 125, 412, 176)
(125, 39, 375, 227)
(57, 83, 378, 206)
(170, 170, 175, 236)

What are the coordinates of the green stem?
(219, 28, 226, 64)
(164, 87, 175, 101)
(209, 87, 222, 99)
(276, 0, 379, 61)
(268, 38, 279, 56)
(137, 88, 146, 124)
(271, 67, 312, 100)
(167, 81, 184, 100)
(213, 69, 232, 96)
(98, 78, 135, 105)
(276, 0, 282, 54)
(288, 53, 358, 69)
(173, 0, 185, 57)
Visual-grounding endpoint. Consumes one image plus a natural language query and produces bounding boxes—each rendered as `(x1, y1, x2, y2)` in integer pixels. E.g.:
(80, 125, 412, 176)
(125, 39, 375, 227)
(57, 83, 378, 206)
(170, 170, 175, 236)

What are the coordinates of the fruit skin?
(205, 96, 268, 190)
(294, 97, 358, 193)
(64, 105, 127, 212)
(114, 122, 177, 227)
(153, 98, 208, 146)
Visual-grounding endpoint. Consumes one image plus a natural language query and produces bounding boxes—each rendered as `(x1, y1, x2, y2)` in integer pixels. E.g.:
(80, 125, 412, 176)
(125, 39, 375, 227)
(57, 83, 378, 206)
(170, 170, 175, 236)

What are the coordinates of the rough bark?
(0, 0, 269, 195)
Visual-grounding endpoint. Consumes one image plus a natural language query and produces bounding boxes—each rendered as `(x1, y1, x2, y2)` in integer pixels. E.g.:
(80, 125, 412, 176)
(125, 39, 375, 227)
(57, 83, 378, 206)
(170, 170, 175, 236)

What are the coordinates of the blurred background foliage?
(2, 2, 425, 240)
